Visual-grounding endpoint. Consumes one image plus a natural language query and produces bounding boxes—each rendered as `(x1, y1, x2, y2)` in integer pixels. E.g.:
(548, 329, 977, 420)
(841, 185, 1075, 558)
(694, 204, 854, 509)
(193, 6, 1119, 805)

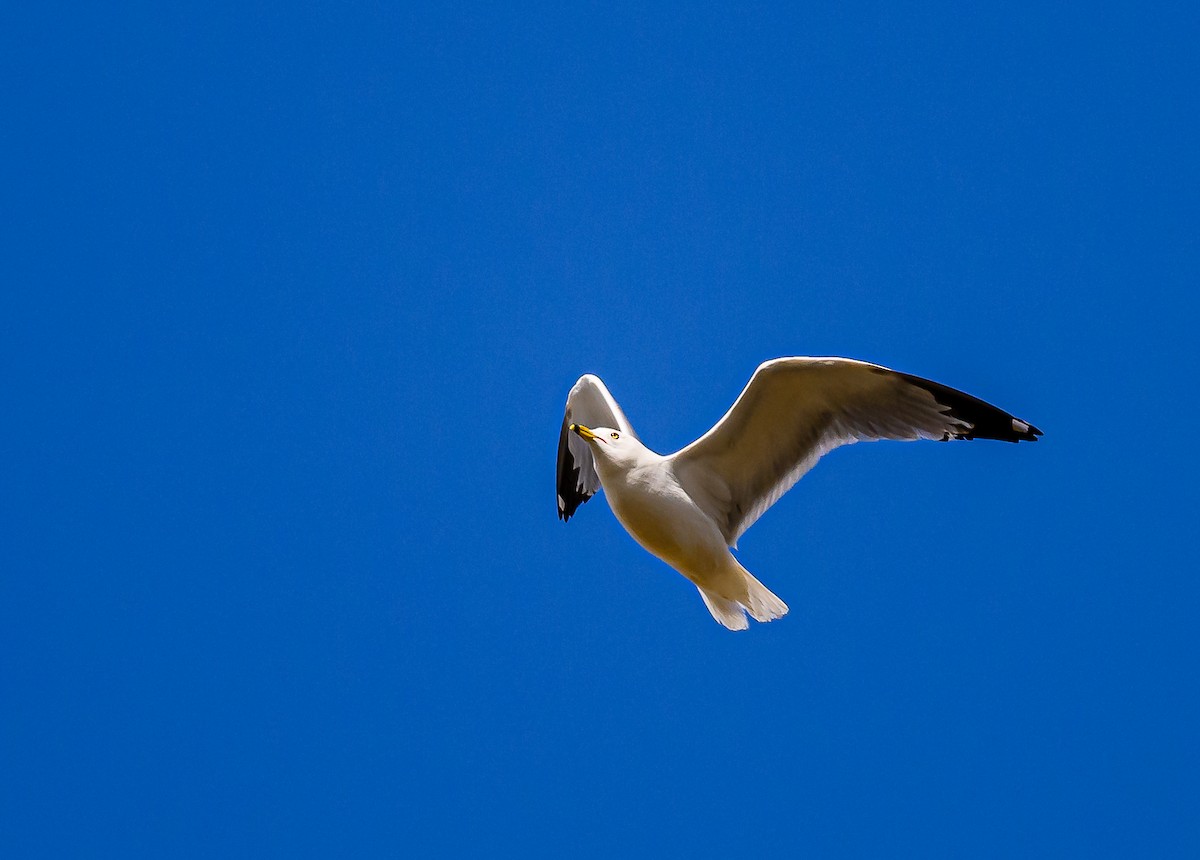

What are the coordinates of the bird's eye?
(610, 432, 620, 440)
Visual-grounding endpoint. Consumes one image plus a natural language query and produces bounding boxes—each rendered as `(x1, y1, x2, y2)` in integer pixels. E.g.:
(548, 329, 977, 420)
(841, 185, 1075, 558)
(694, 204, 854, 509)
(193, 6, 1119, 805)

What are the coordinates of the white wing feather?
(670, 357, 1040, 546)
(556, 375, 639, 520)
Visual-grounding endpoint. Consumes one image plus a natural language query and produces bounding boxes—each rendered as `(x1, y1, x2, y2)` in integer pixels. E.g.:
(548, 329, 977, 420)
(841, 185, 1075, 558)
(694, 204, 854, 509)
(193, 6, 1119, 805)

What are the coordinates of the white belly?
(605, 471, 728, 578)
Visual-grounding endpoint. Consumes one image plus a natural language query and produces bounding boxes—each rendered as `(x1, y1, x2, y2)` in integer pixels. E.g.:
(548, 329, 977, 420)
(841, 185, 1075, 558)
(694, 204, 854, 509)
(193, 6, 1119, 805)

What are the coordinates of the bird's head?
(569, 424, 647, 470)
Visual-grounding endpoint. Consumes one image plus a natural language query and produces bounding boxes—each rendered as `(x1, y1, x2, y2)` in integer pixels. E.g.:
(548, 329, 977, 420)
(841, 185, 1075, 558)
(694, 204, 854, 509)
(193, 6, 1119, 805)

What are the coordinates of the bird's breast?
(604, 468, 726, 573)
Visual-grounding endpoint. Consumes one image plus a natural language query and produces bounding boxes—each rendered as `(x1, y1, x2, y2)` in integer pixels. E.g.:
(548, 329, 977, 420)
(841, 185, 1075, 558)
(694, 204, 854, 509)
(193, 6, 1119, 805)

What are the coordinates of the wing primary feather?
(889, 370, 1043, 442)
(556, 374, 639, 522)
(556, 415, 592, 521)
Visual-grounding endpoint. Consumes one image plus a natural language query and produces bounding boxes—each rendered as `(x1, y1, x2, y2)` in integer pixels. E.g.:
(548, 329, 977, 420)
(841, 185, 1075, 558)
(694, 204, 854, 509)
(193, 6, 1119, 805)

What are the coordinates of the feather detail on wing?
(556, 374, 639, 521)
(669, 358, 1041, 546)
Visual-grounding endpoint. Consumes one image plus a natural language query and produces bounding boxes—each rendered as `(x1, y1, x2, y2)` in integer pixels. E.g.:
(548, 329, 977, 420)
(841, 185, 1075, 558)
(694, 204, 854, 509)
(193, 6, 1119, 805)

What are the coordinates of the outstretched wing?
(670, 357, 1041, 546)
(556, 374, 639, 521)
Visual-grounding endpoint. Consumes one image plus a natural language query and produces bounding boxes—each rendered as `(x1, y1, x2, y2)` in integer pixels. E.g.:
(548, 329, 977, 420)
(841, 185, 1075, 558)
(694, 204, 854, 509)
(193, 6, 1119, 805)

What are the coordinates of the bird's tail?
(697, 588, 751, 631)
(738, 565, 790, 624)
(695, 560, 789, 631)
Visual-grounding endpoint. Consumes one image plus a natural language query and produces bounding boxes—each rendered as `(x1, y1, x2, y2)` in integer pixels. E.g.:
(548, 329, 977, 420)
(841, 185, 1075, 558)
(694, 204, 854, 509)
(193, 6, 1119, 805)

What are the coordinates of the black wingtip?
(556, 415, 592, 521)
(895, 371, 1043, 443)
(557, 493, 590, 522)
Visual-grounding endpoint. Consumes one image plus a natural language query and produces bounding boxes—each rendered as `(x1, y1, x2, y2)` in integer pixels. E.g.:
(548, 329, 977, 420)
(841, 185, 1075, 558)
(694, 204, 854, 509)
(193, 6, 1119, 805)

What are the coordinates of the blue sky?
(3, 2, 1198, 856)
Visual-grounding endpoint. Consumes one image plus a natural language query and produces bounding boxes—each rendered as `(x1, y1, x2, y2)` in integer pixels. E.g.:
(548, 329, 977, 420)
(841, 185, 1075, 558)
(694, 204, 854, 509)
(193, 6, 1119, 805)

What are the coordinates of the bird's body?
(598, 454, 704, 573)
(557, 357, 1041, 630)
(587, 438, 787, 629)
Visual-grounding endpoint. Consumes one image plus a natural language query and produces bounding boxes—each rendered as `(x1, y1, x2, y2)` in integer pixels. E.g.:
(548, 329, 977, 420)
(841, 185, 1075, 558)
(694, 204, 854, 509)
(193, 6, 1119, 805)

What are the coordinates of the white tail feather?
(739, 568, 789, 623)
(695, 562, 789, 630)
(697, 587, 750, 631)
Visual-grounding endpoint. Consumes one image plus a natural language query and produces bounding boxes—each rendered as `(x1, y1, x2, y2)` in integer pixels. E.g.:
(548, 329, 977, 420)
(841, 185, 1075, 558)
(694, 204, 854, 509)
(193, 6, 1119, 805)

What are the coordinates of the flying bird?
(556, 357, 1041, 630)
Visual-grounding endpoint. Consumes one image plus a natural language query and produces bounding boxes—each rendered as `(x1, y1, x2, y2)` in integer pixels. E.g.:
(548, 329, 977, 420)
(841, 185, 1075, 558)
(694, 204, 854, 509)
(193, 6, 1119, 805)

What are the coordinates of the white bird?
(557, 357, 1041, 630)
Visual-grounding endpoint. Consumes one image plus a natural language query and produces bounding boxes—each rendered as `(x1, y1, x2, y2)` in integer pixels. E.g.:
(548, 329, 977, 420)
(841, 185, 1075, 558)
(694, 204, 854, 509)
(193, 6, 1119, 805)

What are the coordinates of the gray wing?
(670, 357, 1041, 546)
(556, 374, 639, 521)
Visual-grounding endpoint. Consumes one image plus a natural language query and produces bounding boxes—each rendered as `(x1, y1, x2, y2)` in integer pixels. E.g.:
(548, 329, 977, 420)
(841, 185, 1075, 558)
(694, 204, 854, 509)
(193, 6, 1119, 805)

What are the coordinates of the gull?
(556, 357, 1042, 630)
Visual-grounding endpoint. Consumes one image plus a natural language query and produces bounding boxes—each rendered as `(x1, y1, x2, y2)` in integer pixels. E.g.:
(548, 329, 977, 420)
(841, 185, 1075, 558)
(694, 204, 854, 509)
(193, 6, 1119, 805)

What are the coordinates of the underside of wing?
(670, 357, 1041, 545)
(556, 374, 639, 521)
